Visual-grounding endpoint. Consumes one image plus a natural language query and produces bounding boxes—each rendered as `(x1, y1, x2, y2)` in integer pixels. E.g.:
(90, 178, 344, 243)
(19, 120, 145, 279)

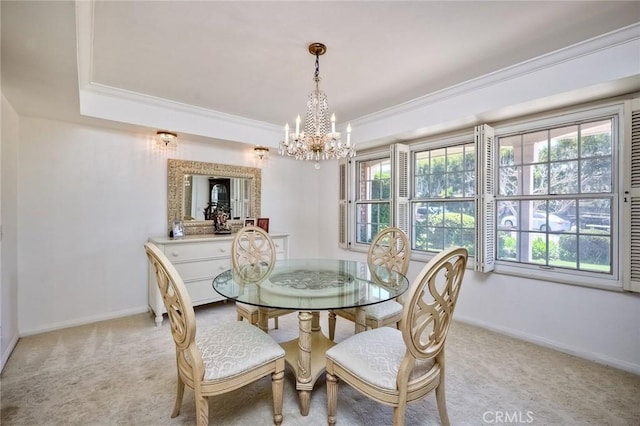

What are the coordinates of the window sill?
(493, 262, 623, 292)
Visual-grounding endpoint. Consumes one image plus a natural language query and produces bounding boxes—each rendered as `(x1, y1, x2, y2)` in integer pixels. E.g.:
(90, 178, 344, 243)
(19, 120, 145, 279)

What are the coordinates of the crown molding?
(76, 0, 639, 147)
(75, 0, 281, 146)
(351, 23, 640, 128)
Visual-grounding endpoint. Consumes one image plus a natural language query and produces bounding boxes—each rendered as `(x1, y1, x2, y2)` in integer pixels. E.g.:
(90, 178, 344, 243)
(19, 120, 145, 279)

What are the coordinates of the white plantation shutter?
(338, 158, 350, 249)
(475, 124, 496, 272)
(392, 143, 410, 236)
(625, 99, 640, 292)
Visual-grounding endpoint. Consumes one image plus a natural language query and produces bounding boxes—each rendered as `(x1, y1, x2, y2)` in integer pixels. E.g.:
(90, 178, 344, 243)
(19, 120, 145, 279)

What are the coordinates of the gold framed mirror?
(167, 159, 261, 235)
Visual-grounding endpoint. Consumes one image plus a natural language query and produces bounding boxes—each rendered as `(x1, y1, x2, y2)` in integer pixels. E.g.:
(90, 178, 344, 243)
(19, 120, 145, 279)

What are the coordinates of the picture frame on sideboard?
(257, 217, 270, 233)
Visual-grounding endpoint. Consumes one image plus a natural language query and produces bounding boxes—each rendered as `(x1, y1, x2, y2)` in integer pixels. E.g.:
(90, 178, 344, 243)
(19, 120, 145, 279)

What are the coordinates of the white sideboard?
(148, 232, 290, 325)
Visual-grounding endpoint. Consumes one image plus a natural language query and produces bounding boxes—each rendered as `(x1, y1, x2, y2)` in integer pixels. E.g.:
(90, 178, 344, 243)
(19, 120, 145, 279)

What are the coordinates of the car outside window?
(496, 118, 614, 274)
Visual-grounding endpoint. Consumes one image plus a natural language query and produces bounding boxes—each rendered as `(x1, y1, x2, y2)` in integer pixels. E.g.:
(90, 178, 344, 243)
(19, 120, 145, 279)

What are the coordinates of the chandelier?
(279, 43, 355, 168)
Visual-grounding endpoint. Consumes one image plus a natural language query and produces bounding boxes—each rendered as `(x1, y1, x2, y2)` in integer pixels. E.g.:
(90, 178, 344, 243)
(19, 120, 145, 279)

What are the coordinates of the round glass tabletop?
(212, 258, 409, 310)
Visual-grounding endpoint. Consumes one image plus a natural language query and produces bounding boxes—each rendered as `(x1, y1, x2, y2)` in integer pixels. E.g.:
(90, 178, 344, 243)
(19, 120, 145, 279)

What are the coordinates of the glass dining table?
(212, 258, 409, 416)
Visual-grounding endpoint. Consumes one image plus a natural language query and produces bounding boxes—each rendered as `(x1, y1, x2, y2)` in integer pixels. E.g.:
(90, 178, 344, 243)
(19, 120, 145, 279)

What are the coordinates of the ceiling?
(2, 1, 639, 147)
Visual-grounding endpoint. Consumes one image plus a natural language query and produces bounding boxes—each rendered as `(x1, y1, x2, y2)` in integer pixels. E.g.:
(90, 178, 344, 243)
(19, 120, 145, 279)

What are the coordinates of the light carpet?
(1, 302, 639, 425)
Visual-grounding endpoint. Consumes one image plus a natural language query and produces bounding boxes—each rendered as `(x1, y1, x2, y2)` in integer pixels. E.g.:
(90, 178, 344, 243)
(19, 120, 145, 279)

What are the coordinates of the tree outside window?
(413, 143, 476, 255)
(356, 157, 391, 243)
(496, 119, 613, 273)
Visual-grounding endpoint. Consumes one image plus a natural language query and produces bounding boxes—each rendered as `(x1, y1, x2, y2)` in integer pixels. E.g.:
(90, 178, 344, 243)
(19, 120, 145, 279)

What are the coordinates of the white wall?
(1, 93, 20, 370)
(260, 151, 322, 259)
(16, 117, 319, 334)
(453, 270, 640, 374)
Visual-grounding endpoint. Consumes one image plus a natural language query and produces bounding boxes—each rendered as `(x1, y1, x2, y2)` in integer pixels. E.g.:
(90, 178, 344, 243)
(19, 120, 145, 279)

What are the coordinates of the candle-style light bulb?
(285, 123, 289, 141)
(331, 113, 336, 134)
(295, 115, 301, 136)
(347, 123, 352, 146)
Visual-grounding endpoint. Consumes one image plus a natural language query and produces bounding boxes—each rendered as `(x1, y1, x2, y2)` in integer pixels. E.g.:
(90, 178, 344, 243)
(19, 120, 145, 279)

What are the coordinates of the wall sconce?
(157, 130, 178, 147)
(254, 146, 269, 160)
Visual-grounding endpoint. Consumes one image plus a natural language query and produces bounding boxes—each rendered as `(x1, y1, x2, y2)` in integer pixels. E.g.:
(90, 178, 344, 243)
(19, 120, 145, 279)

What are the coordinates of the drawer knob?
(171, 251, 179, 257)
(219, 248, 226, 253)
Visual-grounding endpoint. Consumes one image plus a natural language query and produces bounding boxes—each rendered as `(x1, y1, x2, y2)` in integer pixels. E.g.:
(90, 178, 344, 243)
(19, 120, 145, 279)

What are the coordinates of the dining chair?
(232, 226, 293, 330)
(328, 227, 410, 340)
(325, 246, 468, 426)
(145, 242, 285, 426)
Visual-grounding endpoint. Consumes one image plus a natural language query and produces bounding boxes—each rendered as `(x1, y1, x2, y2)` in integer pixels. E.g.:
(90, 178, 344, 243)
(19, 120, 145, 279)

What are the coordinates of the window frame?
(410, 134, 477, 258)
(492, 103, 624, 291)
(350, 148, 392, 252)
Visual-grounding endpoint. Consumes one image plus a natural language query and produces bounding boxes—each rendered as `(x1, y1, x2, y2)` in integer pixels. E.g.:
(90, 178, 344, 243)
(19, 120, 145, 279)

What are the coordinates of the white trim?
(492, 103, 623, 285)
(352, 24, 640, 128)
(75, 1, 282, 146)
(75, 0, 94, 89)
(351, 151, 392, 248)
(410, 131, 475, 152)
(78, 85, 283, 147)
(493, 262, 623, 292)
(495, 102, 626, 136)
(454, 316, 640, 375)
(352, 29, 640, 147)
(76, 1, 640, 149)
(83, 83, 280, 131)
(0, 334, 19, 373)
(19, 306, 150, 337)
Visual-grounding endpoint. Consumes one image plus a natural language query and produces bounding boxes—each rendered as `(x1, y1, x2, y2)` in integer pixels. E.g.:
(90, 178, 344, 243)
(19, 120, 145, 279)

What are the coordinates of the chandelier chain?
(314, 53, 320, 82)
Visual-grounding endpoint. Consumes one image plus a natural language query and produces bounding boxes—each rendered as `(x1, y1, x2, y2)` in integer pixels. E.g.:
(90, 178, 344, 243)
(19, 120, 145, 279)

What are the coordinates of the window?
(355, 156, 391, 244)
(496, 117, 615, 275)
(412, 142, 476, 256)
(341, 102, 630, 290)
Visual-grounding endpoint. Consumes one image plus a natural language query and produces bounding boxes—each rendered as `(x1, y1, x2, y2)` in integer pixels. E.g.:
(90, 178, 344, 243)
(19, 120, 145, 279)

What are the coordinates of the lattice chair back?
(232, 226, 276, 269)
(367, 227, 410, 276)
(401, 246, 468, 360)
(144, 243, 203, 379)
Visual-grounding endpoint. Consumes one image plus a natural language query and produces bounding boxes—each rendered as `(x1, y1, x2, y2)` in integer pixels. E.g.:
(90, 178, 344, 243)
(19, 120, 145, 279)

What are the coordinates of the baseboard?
(20, 306, 151, 337)
(0, 333, 19, 373)
(454, 315, 640, 375)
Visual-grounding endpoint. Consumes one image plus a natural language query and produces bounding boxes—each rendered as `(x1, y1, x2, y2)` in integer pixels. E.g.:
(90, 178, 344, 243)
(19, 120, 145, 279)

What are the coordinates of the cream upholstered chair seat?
(364, 299, 403, 321)
(195, 321, 285, 382)
(335, 298, 403, 328)
(145, 242, 285, 426)
(326, 247, 468, 426)
(326, 327, 435, 389)
(329, 227, 410, 340)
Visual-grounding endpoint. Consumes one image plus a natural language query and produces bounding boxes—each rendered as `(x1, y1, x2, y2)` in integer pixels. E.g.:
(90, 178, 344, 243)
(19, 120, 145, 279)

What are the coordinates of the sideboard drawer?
(174, 258, 230, 282)
(187, 279, 225, 304)
(164, 240, 232, 261)
(272, 236, 288, 256)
